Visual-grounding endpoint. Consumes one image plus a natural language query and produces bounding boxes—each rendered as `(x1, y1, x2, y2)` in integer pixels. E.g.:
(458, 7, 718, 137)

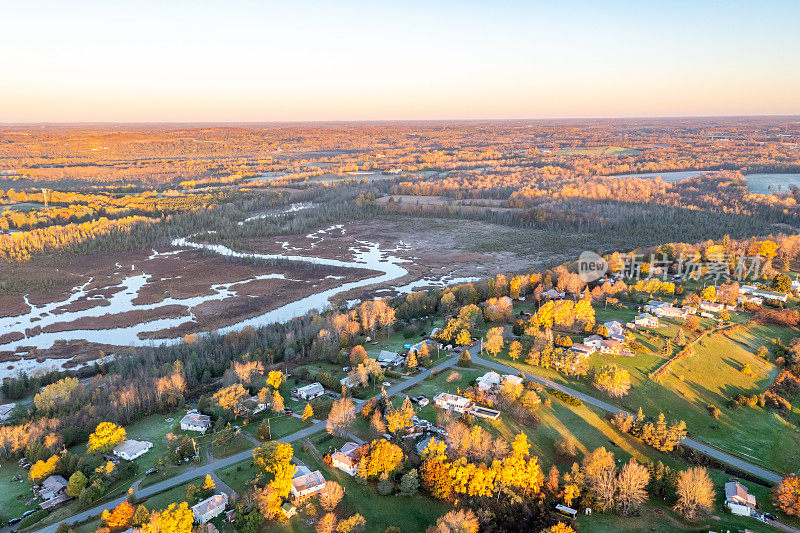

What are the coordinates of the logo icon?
(577, 251, 608, 283)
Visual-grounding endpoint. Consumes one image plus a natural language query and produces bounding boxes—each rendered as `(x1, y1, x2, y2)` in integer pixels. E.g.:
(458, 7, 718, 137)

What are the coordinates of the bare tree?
(674, 467, 714, 520)
(616, 459, 649, 515)
(326, 397, 355, 437)
(318, 480, 344, 512)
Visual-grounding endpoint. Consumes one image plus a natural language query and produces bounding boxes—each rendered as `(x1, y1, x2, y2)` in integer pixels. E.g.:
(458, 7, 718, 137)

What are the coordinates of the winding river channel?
(0, 204, 477, 378)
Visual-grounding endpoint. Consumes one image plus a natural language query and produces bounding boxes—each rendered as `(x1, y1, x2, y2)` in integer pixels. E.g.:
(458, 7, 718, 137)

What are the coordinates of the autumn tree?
(271, 390, 285, 413)
(318, 480, 344, 511)
(350, 345, 367, 365)
(773, 474, 800, 516)
(433, 508, 479, 533)
(102, 501, 135, 531)
(484, 327, 505, 357)
(87, 422, 126, 454)
(616, 459, 649, 515)
(302, 403, 314, 422)
(29, 454, 59, 483)
(674, 467, 714, 520)
(594, 364, 631, 398)
(213, 384, 249, 415)
(358, 439, 404, 479)
(142, 502, 194, 533)
(508, 340, 523, 361)
(327, 398, 356, 437)
(266, 370, 285, 389)
(34, 377, 81, 413)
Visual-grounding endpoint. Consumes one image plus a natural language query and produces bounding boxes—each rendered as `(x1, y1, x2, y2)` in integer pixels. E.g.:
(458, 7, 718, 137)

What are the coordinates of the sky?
(1, 0, 799, 122)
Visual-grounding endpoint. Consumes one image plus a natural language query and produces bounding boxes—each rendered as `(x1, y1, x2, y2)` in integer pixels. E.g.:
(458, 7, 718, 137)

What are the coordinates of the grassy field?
(0, 460, 35, 522)
(489, 312, 800, 475)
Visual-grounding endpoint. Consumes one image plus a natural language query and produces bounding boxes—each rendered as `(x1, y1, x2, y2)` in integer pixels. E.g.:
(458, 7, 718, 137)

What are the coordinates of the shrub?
(546, 388, 582, 406)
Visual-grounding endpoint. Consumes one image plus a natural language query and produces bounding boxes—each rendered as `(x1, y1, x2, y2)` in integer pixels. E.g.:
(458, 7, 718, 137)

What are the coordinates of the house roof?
(331, 452, 356, 467)
(291, 470, 325, 492)
(181, 411, 212, 427)
(339, 442, 360, 456)
(377, 350, 401, 362)
(725, 482, 755, 505)
(42, 475, 68, 492)
(297, 382, 324, 395)
(191, 493, 229, 517)
(114, 439, 152, 457)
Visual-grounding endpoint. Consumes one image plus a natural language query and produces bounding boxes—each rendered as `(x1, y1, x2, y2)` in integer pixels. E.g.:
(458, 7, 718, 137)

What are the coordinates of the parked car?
(21, 510, 35, 518)
(764, 513, 778, 521)
(8, 517, 22, 526)
(283, 408, 293, 415)
(145, 468, 158, 476)
(382, 382, 391, 388)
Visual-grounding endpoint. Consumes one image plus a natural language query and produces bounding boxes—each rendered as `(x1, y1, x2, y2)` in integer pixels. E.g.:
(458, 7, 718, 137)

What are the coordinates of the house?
(293, 382, 325, 401)
(242, 396, 266, 416)
(542, 289, 565, 300)
(738, 295, 763, 306)
(181, 410, 212, 433)
(602, 320, 626, 341)
(340, 375, 355, 389)
(415, 436, 437, 454)
(475, 372, 522, 393)
(700, 301, 724, 313)
(570, 343, 596, 357)
(408, 339, 432, 356)
(291, 468, 326, 501)
(599, 339, 622, 355)
(0, 403, 15, 422)
(651, 305, 688, 319)
(113, 439, 153, 461)
(38, 475, 71, 510)
(634, 313, 659, 328)
(742, 285, 789, 302)
(282, 502, 297, 519)
(583, 334, 603, 348)
(725, 482, 756, 509)
(376, 350, 404, 368)
(433, 393, 473, 413)
(476, 371, 502, 392)
(792, 280, 800, 294)
(331, 442, 361, 476)
(191, 493, 229, 523)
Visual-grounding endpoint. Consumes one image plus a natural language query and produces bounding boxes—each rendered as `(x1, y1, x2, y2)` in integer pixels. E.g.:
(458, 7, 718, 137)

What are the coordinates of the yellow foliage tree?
(142, 502, 194, 533)
(87, 422, 126, 454)
(29, 454, 59, 483)
(302, 403, 314, 422)
(102, 501, 135, 531)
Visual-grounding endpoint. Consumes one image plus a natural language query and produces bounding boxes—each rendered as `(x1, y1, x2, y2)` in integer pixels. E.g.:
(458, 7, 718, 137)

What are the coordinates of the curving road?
(33, 351, 785, 533)
(470, 353, 783, 484)
(32, 353, 462, 533)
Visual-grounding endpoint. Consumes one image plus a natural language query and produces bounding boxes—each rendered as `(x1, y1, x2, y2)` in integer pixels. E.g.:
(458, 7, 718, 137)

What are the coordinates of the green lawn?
(490, 318, 800, 475)
(0, 460, 35, 522)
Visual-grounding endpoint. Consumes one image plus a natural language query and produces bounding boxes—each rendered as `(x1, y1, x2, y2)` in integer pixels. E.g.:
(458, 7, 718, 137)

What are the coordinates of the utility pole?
(42, 188, 48, 210)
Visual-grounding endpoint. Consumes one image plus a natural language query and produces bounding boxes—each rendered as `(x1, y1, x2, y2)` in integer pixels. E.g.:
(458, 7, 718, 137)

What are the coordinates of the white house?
(293, 382, 325, 401)
(699, 301, 724, 313)
(476, 372, 523, 393)
(113, 439, 153, 461)
(340, 375, 356, 389)
(291, 468, 326, 501)
(433, 393, 473, 413)
(634, 313, 659, 328)
(331, 442, 361, 476)
(181, 410, 212, 433)
(192, 493, 229, 523)
(651, 305, 688, 319)
(583, 334, 603, 349)
(738, 295, 763, 306)
(476, 371, 502, 392)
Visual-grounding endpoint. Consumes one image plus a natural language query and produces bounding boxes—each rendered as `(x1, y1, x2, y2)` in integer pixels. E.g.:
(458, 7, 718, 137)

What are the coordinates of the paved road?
(33, 354, 461, 533)
(471, 354, 783, 484)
